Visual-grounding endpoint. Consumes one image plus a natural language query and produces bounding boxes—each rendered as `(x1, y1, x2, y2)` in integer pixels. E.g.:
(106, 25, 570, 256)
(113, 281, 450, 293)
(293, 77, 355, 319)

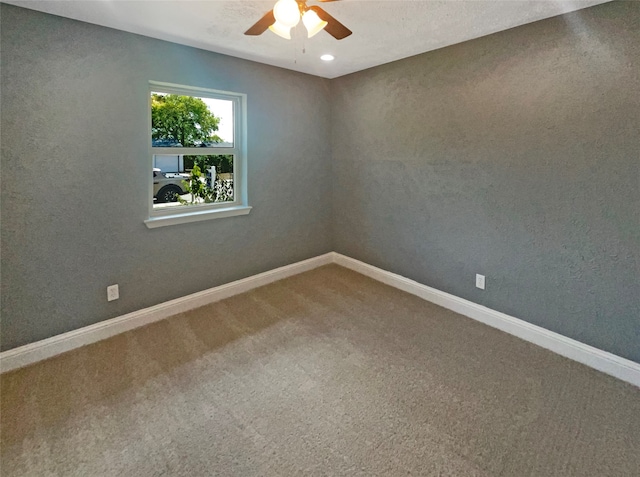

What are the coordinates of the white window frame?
(144, 81, 250, 228)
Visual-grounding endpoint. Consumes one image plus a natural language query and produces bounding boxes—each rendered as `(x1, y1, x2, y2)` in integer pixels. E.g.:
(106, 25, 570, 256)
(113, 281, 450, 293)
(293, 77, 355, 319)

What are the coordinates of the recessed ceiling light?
(320, 54, 335, 61)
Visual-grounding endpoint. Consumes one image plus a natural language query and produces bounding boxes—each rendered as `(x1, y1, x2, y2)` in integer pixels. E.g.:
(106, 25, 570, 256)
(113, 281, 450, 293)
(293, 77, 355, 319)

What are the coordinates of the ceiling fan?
(245, 0, 352, 40)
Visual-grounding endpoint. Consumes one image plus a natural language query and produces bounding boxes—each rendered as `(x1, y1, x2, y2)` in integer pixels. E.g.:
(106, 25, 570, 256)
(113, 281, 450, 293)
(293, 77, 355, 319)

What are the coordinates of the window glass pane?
(153, 154, 234, 209)
(151, 92, 233, 147)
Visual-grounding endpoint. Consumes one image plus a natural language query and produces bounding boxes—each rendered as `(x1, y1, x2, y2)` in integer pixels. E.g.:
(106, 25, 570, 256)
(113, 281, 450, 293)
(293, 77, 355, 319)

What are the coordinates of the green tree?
(151, 94, 222, 146)
(184, 155, 234, 174)
(177, 165, 234, 206)
(178, 165, 208, 205)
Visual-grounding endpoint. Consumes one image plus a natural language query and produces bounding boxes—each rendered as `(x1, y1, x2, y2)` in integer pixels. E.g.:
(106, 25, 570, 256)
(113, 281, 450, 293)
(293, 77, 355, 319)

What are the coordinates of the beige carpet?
(1, 264, 639, 476)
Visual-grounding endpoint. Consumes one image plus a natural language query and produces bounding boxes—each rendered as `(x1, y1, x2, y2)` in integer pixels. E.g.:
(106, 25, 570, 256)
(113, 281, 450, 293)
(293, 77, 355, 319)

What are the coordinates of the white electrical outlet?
(107, 284, 119, 301)
(475, 274, 485, 290)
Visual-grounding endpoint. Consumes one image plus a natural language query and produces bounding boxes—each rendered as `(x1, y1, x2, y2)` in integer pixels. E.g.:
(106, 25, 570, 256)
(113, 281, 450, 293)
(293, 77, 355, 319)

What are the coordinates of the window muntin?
(147, 82, 247, 223)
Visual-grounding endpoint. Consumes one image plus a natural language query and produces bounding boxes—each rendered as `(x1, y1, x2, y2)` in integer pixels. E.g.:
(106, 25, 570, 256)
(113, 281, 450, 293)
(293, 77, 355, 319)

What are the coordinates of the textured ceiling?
(3, 0, 611, 78)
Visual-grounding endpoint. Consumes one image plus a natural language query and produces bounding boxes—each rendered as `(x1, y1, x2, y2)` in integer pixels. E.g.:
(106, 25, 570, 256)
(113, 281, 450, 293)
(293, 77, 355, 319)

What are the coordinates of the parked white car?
(153, 168, 189, 203)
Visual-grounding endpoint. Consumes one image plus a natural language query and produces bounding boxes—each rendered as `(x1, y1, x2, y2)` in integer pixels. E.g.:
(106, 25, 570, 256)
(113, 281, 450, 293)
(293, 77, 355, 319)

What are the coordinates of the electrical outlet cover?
(107, 284, 119, 301)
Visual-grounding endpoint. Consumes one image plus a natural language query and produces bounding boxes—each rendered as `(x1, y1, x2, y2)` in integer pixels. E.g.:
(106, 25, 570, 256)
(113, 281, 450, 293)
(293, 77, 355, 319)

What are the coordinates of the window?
(144, 82, 250, 228)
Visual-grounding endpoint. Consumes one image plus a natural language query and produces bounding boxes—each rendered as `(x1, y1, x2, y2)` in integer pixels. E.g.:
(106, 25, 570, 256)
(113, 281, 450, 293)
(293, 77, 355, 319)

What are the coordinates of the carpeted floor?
(1, 264, 639, 476)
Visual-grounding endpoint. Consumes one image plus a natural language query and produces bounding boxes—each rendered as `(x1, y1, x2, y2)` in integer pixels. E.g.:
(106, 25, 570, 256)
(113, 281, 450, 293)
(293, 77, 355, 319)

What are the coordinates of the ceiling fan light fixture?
(302, 10, 327, 38)
(272, 0, 300, 29)
(269, 21, 292, 39)
(244, 0, 352, 41)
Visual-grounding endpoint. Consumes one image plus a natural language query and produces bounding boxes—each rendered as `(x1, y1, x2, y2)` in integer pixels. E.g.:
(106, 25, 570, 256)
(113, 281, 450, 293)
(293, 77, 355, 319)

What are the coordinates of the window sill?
(145, 205, 252, 229)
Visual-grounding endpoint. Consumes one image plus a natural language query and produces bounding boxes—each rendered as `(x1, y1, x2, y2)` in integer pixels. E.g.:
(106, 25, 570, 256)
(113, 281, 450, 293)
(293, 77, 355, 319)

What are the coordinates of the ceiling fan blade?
(244, 10, 275, 36)
(309, 6, 352, 40)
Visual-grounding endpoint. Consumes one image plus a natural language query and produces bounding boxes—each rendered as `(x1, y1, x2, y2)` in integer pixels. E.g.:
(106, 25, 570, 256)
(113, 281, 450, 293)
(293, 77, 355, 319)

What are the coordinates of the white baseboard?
(332, 253, 640, 388)
(2, 251, 638, 389)
(0, 253, 334, 373)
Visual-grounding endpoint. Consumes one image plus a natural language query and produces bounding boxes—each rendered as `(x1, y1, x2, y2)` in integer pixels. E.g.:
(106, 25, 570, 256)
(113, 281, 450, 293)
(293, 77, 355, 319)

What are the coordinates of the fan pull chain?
(293, 24, 307, 64)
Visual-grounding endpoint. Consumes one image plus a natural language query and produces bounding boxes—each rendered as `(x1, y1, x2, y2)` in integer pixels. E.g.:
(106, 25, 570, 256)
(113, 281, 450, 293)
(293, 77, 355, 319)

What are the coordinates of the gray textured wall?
(331, 1, 640, 362)
(0, 5, 332, 350)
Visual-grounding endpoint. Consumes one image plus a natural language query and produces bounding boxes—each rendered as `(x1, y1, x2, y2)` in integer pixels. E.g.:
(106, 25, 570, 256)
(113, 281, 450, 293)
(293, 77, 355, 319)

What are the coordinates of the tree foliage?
(184, 155, 233, 174)
(151, 94, 222, 146)
(177, 165, 234, 205)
